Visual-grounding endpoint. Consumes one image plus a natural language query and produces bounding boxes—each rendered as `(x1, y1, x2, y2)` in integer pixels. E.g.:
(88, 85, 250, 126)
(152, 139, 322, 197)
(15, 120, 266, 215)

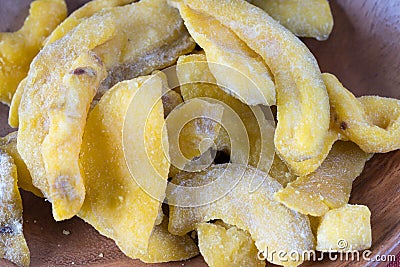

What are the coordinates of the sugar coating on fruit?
(168, 163, 314, 266)
(316, 204, 372, 251)
(275, 141, 370, 216)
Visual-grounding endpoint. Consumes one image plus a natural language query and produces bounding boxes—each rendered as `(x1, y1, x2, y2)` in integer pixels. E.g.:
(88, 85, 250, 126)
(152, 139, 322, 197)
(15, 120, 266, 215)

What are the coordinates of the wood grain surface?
(0, 0, 399, 266)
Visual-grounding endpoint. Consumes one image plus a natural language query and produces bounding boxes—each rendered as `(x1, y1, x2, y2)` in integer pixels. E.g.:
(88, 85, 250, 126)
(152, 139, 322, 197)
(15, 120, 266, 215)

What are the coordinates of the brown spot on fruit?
(72, 68, 86, 75)
(340, 121, 348, 130)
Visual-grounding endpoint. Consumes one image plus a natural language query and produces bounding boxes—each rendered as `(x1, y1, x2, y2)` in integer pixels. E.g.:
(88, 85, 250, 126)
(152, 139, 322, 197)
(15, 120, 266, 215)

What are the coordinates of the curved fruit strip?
(249, 0, 333, 40)
(0, 150, 30, 267)
(197, 222, 264, 267)
(44, 0, 135, 46)
(0, 132, 42, 197)
(139, 218, 199, 263)
(173, 0, 329, 162)
(168, 163, 314, 266)
(0, 0, 67, 104)
(8, 78, 26, 128)
(324, 73, 400, 153)
(17, 14, 114, 221)
(40, 51, 107, 221)
(79, 74, 169, 258)
(176, 4, 275, 105)
(92, 0, 196, 95)
(275, 141, 370, 217)
(177, 54, 275, 173)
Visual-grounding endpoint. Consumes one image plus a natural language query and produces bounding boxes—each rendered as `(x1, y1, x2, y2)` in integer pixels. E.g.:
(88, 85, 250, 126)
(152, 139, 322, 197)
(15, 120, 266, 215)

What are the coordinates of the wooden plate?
(0, 0, 399, 266)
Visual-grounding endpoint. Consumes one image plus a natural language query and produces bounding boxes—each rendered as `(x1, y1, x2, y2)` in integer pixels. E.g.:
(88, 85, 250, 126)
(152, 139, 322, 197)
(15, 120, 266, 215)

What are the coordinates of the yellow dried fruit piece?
(325, 73, 400, 153)
(177, 54, 275, 173)
(0, 150, 30, 267)
(139, 218, 199, 263)
(92, 0, 196, 94)
(176, 4, 275, 105)
(316, 204, 372, 251)
(249, 0, 333, 40)
(176, 0, 330, 163)
(275, 141, 370, 217)
(162, 89, 183, 117)
(0, 132, 42, 197)
(168, 163, 314, 266)
(41, 51, 107, 221)
(44, 0, 135, 46)
(166, 98, 224, 172)
(17, 15, 113, 221)
(197, 222, 264, 267)
(79, 74, 169, 258)
(0, 0, 67, 104)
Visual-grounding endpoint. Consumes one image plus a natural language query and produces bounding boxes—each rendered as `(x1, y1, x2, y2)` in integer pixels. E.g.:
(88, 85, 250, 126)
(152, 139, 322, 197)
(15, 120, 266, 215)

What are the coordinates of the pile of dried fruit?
(1, 0, 399, 266)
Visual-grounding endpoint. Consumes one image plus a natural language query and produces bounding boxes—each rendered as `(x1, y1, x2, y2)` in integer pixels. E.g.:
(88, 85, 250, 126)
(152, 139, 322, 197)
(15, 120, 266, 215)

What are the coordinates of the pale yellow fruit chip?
(249, 0, 333, 40)
(166, 98, 224, 173)
(177, 54, 275, 173)
(174, 0, 329, 163)
(18, 18, 111, 220)
(325, 73, 400, 153)
(197, 222, 264, 267)
(0, 132, 42, 197)
(316, 204, 372, 251)
(44, 0, 135, 46)
(175, 4, 275, 105)
(139, 218, 199, 263)
(0, 150, 30, 267)
(168, 163, 314, 266)
(275, 141, 370, 217)
(0, 0, 67, 105)
(79, 74, 169, 258)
